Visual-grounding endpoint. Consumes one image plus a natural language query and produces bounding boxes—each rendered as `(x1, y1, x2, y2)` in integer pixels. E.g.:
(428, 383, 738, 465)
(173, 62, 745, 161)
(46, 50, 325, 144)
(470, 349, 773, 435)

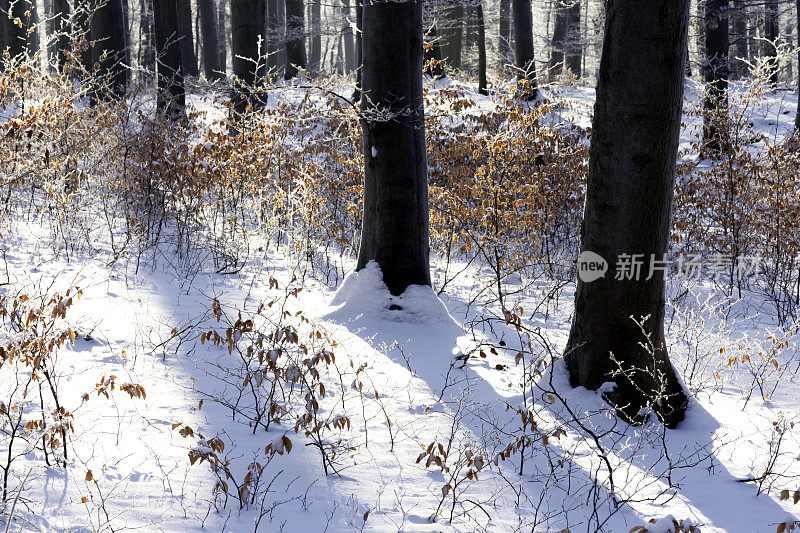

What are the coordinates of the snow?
(0, 78, 799, 532)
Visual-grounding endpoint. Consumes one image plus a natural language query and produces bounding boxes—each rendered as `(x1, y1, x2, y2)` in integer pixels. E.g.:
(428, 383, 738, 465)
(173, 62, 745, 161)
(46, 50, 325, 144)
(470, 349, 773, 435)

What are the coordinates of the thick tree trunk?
(139, 0, 156, 72)
(284, 0, 307, 78)
(177, 0, 198, 77)
(512, 0, 536, 99)
(564, 0, 690, 428)
(565, 0, 580, 76)
(357, 0, 430, 296)
(342, 0, 354, 73)
(731, 0, 748, 78)
(231, 0, 265, 110)
(498, 0, 511, 70)
(765, 0, 780, 87)
(440, 5, 462, 70)
(216, 0, 227, 73)
(153, 0, 185, 116)
(477, 0, 486, 95)
(310, 0, 321, 69)
(703, 0, 729, 156)
(91, 0, 128, 99)
(198, 0, 222, 80)
(552, 0, 580, 77)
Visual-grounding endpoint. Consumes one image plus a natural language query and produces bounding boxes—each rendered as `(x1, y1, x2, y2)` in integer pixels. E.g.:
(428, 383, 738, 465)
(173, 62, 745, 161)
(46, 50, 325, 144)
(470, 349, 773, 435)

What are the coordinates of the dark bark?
(498, 0, 511, 70)
(284, 0, 306, 78)
(342, 0, 353, 72)
(477, 0, 486, 95)
(198, 0, 222, 80)
(153, 0, 185, 116)
(138, 0, 156, 72)
(564, 0, 690, 428)
(177, 0, 198, 76)
(27, 0, 38, 58)
(91, 0, 128, 99)
(703, 0, 730, 156)
(310, 0, 321, 69)
(440, 5, 462, 70)
(765, 0, 779, 87)
(512, 0, 536, 99)
(731, 0, 748, 78)
(231, 0, 266, 110)
(357, 0, 430, 296)
(551, 0, 580, 77)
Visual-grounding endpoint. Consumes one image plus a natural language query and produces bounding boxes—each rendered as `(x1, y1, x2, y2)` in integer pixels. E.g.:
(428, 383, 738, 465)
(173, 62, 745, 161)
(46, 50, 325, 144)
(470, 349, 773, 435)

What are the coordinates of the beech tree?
(703, 0, 729, 156)
(356, 0, 430, 295)
(797, 0, 800, 131)
(197, 0, 222, 80)
(153, 0, 185, 116)
(512, 0, 536, 99)
(176, 0, 198, 77)
(231, 0, 265, 110)
(2, 0, 31, 64)
(564, 0, 690, 427)
(91, 0, 128, 99)
(284, 0, 307, 79)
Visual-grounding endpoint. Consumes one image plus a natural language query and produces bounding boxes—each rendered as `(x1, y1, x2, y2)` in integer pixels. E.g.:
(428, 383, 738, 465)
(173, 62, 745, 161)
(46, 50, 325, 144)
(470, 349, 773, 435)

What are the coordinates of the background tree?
(49, 0, 71, 71)
(91, 0, 128, 99)
(284, 0, 307, 78)
(231, 0, 266, 109)
(564, 0, 690, 428)
(498, 0, 510, 70)
(512, 0, 536, 99)
(153, 0, 185, 116)
(476, 0, 487, 94)
(796, 0, 800, 131)
(176, 0, 198, 77)
(440, 3, 463, 70)
(703, 0, 729, 156)
(197, 0, 222, 80)
(357, 0, 430, 295)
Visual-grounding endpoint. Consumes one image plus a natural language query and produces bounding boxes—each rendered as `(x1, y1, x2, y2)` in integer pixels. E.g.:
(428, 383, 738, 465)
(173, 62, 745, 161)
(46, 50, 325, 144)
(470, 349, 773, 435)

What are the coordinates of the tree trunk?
(310, 0, 321, 70)
(512, 0, 536, 99)
(153, 0, 185, 116)
(231, 0, 266, 109)
(703, 0, 729, 156)
(565, 0, 581, 76)
(342, 0, 354, 73)
(284, 0, 306, 78)
(357, 0, 430, 296)
(564, 0, 690, 428)
(91, 0, 128, 99)
(731, 0, 748, 78)
(477, 0, 486, 95)
(139, 0, 156, 72)
(551, 0, 565, 76)
(216, 0, 227, 73)
(177, 0, 198, 77)
(440, 5, 462, 70)
(198, 0, 222, 80)
(498, 0, 511, 70)
(765, 0, 779, 87)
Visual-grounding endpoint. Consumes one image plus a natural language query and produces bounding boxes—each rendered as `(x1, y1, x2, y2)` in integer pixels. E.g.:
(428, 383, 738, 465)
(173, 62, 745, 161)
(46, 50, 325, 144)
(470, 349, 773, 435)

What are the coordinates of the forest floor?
(1, 78, 800, 533)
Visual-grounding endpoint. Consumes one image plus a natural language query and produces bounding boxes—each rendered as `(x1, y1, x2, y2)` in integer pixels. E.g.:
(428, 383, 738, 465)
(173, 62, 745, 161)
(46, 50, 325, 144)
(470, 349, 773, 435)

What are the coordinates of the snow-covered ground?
(1, 78, 799, 533)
